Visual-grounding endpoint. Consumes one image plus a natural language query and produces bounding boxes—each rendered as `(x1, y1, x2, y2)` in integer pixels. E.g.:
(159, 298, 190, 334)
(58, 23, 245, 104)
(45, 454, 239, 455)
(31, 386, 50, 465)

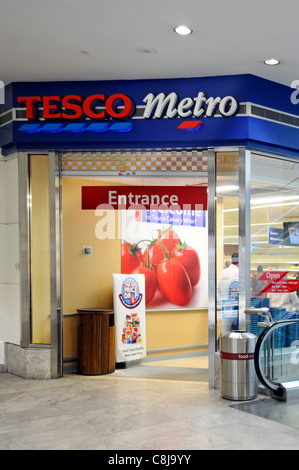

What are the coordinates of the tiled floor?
(1, 354, 299, 450)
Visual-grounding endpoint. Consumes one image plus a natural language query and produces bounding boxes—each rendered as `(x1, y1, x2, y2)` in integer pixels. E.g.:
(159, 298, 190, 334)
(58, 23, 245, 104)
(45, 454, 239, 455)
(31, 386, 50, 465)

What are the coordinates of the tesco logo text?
(17, 94, 135, 120)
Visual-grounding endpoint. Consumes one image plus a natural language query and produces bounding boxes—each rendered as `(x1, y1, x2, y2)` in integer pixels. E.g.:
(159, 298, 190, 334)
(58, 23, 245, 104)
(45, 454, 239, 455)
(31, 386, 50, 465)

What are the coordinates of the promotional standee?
(113, 273, 146, 363)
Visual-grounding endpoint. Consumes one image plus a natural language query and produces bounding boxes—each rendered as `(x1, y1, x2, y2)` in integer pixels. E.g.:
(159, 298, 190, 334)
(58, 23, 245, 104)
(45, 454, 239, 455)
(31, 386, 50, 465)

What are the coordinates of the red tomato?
(173, 244, 201, 286)
(143, 240, 166, 269)
(132, 265, 158, 304)
(158, 227, 180, 252)
(121, 241, 142, 274)
(157, 258, 192, 306)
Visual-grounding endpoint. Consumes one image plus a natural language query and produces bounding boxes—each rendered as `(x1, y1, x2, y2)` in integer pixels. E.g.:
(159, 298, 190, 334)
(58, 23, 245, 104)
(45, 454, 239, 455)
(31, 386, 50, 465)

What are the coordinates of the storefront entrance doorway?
(60, 149, 210, 379)
(20, 148, 244, 384)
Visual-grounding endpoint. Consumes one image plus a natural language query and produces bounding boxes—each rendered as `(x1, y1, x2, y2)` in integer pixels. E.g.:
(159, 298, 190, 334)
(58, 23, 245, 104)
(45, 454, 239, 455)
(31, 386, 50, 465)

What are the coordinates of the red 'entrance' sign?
(81, 186, 208, 211)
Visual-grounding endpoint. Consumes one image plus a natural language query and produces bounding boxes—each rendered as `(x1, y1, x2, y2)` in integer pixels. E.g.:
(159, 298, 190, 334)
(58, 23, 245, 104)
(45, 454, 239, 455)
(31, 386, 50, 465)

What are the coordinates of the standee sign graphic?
(17, 90, 239, 133)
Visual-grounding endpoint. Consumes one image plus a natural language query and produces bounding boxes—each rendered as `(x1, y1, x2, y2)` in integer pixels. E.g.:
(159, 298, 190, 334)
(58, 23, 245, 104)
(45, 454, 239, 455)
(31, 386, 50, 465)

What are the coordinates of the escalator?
(248, 308, 299, 401)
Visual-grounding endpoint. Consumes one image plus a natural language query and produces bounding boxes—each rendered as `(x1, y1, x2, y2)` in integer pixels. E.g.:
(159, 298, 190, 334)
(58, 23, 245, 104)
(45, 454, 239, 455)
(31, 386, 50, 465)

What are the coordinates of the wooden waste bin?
(77, 309, 115, 375)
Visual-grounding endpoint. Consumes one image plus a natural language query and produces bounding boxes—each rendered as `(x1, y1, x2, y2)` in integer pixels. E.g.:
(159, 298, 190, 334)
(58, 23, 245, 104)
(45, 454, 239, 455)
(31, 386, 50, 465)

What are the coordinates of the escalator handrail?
(254, 319, 299, 396)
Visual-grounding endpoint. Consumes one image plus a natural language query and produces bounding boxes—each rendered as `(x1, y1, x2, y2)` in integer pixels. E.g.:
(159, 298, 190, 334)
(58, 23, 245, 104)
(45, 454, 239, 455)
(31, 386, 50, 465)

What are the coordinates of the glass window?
(256, 321, 299, 394)
(249, 154, 299, 333)
(216, 152, 239, 344)
(29, 155, 51, 344)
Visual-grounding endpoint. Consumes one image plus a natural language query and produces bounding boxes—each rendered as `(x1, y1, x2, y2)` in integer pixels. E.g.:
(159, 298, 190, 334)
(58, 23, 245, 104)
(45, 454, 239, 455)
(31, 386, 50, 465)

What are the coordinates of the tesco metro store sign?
(17, 91, 239, 121)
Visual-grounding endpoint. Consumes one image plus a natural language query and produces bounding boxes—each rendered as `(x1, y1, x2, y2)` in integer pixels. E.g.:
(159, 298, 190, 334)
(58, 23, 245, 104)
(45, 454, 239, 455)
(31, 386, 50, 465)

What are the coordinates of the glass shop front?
(2, 75, 299, 384)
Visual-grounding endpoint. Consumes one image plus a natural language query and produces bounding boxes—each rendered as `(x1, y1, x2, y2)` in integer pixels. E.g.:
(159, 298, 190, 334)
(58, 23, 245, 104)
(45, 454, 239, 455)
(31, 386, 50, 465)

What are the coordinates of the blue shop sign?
(1, 74, 299, 156)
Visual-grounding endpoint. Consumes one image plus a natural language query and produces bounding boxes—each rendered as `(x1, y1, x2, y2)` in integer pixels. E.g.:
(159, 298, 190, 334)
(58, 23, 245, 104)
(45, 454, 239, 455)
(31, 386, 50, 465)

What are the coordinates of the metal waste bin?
(220, 330, 257, 401)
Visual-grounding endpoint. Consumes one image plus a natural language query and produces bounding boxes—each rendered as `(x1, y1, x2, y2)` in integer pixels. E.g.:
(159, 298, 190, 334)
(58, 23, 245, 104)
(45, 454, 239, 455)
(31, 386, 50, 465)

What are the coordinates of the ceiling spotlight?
(174, 25, 193, 36)
(264, 58, 280, 66)
(137, 47, 157, 55)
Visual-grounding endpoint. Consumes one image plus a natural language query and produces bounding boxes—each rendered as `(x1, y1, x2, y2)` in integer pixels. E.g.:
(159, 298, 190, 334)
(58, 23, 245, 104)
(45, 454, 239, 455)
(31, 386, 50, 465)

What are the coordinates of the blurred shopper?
(218, 252, 239, 300)
(217, 252, 239, 333)
(251, 265, 267, 297)
(268, 291, 299, 311)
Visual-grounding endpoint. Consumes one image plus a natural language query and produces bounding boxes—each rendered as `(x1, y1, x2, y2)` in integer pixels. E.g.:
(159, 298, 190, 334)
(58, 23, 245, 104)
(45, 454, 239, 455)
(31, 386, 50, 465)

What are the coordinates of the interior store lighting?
(216, 185, 239, 192)
(251, 195, 299, 205)
(224, 234, 268, 239)
(224, 222, 282, 228)
(252, 201, 299, 210)
(224, 201, 299, 213)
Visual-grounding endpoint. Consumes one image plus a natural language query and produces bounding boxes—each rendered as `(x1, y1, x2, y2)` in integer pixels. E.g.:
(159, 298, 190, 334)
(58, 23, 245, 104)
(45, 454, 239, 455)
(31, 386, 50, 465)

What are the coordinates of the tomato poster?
(121, 209, 208, 310)
(113, 273, 147, 363)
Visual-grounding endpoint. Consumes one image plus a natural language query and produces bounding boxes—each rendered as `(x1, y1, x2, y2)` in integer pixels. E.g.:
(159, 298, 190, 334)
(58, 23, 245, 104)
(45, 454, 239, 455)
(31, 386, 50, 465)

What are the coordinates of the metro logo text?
(143, 92, 239, 119)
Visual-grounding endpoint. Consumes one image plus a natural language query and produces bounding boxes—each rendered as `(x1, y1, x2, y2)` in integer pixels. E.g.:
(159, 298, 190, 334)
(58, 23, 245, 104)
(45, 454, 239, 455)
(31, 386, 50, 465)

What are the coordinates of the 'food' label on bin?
(220, 351, 255, 360)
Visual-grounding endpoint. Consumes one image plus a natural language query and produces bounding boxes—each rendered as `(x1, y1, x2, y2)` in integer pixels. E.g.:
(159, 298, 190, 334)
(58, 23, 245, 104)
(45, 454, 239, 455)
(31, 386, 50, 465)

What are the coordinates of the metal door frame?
(18, 146, 254, 384)
(207, 147, 251, 388)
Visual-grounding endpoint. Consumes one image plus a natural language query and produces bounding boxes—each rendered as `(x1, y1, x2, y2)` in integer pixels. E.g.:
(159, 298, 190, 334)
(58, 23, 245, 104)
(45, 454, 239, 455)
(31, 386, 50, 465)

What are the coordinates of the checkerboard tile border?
(60, 149, 208, 174)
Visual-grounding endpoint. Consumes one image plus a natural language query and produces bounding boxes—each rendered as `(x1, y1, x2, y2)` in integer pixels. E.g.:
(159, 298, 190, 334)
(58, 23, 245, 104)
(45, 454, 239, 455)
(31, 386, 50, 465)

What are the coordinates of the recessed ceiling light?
(174, 25, 193, 36)
(137, 47, 157, 55)
(264, 58, 280, 66)
(81, 51, 90, 55)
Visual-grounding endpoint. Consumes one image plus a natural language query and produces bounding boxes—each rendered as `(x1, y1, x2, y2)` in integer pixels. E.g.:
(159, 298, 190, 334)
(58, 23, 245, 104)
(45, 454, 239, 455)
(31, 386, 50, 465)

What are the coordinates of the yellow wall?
(62, 177, 121, 312)
(146, 309, 208, 353)
(31, 155, 51, 344)
(62, 177, 208, 361)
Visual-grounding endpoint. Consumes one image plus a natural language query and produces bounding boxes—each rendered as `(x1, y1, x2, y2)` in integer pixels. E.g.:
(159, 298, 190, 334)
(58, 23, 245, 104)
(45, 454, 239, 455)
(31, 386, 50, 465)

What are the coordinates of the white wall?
(0, 154, 20, 345)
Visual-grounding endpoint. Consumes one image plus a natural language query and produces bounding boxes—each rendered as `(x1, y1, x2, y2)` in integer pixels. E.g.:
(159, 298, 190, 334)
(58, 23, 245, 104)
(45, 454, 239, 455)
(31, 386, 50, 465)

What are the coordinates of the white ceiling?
(1, 0, 299, 87)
